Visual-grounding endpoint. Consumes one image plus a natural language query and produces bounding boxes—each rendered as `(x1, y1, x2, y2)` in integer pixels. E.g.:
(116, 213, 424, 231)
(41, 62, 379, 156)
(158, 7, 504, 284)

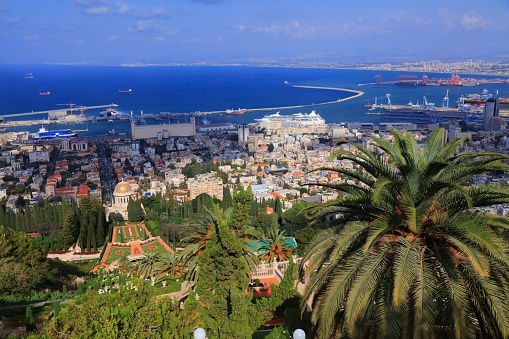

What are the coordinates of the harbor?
(2, 66, 509, 137)
(0, 85, 364, 131)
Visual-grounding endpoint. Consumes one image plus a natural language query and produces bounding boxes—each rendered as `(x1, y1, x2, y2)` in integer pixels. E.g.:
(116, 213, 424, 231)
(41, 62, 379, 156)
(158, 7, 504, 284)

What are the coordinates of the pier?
(164, 85, 364, 116)
(1, 104, 118, 119)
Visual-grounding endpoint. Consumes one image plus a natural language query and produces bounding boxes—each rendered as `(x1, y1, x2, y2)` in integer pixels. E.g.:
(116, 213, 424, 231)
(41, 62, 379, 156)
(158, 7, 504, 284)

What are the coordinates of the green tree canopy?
(300, 129, 509, 338)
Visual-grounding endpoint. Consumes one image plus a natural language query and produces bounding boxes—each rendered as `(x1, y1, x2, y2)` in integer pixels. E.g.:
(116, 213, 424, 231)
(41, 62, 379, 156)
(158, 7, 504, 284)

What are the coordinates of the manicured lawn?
(148, 280, 182, 295)
(141, 242, 171, 256)
(73, 259, 100, 272)
(104, 246, 129, 264)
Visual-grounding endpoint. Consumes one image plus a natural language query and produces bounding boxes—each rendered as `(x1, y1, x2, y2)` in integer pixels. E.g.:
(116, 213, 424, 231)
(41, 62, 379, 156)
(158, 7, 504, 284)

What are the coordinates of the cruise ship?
(32, 127, 77, 141)
(255, 110, 326, 125)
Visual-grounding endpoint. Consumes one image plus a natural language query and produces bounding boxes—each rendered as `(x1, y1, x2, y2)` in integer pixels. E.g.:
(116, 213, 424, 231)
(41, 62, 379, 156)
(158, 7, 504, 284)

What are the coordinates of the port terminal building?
(130, 118, 196, 140)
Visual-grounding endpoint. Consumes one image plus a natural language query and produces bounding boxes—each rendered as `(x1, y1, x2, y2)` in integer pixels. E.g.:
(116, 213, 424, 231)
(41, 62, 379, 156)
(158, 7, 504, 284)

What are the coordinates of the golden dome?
(114, 182, 132, 194)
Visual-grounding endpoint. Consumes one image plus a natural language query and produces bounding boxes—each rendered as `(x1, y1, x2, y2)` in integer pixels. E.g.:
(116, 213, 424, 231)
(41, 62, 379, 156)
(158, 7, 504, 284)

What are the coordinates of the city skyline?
(1, 0, 509, 64)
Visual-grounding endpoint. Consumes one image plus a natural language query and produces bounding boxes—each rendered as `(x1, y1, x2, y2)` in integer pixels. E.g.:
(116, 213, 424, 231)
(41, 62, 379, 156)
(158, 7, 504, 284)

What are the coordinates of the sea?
(1, 64, 509, 136)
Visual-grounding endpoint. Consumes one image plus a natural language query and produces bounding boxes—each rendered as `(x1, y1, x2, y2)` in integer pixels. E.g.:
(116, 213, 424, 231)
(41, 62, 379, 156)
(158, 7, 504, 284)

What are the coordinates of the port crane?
(386, 93, 392, 106)
(443, 90, 449, 107)
(56, 102, 76, 114)
(423, 96, 435, 109)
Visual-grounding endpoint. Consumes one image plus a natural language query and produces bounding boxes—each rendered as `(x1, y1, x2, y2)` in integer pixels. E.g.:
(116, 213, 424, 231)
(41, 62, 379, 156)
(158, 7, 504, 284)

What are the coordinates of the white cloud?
(151, 36, 165, 42)
(127, 20, 161, 32)
(84, 6, 110, 14)
(23, 34, 41, 42)
(75, 0, 166, 18)
(2, 16, 20, 23)
(461, 12, 491, 30)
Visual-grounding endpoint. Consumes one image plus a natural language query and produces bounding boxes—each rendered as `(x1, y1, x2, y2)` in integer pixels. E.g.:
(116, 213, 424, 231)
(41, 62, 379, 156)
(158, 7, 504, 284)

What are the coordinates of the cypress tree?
(127, 198, 135, 221)
(0, 202, 5, 226)
(61, 222, 73, 249)
(25, 306, 36, 332)
(88, 212, 97, 251)
(96, 212, 105, 246)
(53, 300, 61, 317)
(221, 186, 233, 211)
(136, 199, 144, 221)
(274, 197, 283, 216)
(79, 214, 88, 250)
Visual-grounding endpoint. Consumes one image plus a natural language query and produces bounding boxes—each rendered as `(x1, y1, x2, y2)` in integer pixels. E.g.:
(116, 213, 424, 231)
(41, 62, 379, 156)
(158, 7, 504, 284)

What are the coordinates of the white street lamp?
(193, 328, 206, 339)
(293, 328, 306, 339)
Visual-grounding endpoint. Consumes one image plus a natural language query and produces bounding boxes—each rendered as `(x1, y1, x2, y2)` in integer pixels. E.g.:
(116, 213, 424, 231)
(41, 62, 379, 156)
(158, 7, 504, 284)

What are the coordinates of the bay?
(1, 65, 508, 136)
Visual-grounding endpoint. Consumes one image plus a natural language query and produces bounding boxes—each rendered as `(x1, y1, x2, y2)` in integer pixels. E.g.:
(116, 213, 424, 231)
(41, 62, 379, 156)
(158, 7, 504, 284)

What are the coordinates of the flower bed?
(48, 250, 70, 254)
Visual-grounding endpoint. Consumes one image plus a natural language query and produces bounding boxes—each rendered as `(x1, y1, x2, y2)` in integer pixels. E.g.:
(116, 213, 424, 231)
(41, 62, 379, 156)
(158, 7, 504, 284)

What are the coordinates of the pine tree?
(189, 190, 297, 338)
(229, 186, 251, 237)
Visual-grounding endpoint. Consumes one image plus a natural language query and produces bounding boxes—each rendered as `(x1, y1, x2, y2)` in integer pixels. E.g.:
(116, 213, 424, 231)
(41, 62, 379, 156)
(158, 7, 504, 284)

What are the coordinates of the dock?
(1, 104, 118, 119)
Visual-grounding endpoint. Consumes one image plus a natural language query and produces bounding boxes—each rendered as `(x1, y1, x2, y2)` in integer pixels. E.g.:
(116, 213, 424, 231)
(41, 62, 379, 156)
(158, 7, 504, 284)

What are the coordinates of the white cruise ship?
(255, 110, 325, 126)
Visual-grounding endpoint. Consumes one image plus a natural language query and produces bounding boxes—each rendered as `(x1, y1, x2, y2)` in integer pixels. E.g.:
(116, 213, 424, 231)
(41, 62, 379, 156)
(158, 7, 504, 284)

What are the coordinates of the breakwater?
(175, 85, 364, 115)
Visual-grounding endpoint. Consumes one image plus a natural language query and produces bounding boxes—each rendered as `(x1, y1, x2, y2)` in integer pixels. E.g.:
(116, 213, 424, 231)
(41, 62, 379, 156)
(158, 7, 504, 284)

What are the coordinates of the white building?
(105, 181, 140, 221)
(28, 151, 50, 163)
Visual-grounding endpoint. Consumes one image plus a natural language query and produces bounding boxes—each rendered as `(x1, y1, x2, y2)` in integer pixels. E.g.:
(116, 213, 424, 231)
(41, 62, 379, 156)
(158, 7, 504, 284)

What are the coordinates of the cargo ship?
(119, 89, 132, 93)
(460, 89, 509, 107)
(31, 127, 77, 141)
(226, 108, 247, 115)
(396, 71, 481, 86)
(39, 91, 51, 96)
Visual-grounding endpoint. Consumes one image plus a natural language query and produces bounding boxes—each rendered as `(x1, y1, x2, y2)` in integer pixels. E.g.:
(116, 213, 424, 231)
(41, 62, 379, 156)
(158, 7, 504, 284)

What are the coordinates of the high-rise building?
(483, 91, 501, 131)
(238, 123, 250, 143)
(188, 176, 223, 200)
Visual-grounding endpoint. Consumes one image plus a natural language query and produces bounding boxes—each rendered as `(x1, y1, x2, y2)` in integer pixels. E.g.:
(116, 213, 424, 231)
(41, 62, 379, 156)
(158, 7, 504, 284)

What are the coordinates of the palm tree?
(300, 129, 509, 339)
(258, 224, 293, 263)
(136, 252, 160, 279)
(180, 218, 214, 283)
(154, 252, 181, 280)
(116, 255, 133, 273)
(180, 206, 260, 283)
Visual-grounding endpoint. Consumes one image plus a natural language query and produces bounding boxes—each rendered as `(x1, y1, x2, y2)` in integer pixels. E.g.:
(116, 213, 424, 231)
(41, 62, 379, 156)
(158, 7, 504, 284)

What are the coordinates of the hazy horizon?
(1, 0, 509, 64)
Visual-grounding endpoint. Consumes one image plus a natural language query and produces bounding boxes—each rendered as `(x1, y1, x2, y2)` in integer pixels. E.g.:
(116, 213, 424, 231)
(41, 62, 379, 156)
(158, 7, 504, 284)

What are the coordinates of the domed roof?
(114, 181, 132, 194)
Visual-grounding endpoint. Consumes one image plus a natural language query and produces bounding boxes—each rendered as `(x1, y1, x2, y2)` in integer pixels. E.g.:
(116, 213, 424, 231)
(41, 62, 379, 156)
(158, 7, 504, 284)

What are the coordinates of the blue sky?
(1, 0, 508, 64)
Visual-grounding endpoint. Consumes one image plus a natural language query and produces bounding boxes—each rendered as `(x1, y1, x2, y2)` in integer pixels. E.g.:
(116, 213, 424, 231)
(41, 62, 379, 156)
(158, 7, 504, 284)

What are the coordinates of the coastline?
(12, 62, 508, 78)
(1, 85, 363, 128)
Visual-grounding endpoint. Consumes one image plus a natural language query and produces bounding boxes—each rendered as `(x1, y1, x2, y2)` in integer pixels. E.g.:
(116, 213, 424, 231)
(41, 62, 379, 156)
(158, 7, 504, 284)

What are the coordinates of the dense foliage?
(28, 288, 195, 339)
(301, 129, 509, 338)
(0, 226, 50, 295)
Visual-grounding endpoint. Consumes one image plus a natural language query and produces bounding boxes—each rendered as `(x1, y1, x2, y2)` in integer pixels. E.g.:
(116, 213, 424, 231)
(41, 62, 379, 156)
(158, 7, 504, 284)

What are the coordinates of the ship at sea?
(39, 91, 51, 96)
(118, 89, 132, 93)
(31, 126, 77, 141)
(395, 71, 483, 87)
(226, 108, 247, 115)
